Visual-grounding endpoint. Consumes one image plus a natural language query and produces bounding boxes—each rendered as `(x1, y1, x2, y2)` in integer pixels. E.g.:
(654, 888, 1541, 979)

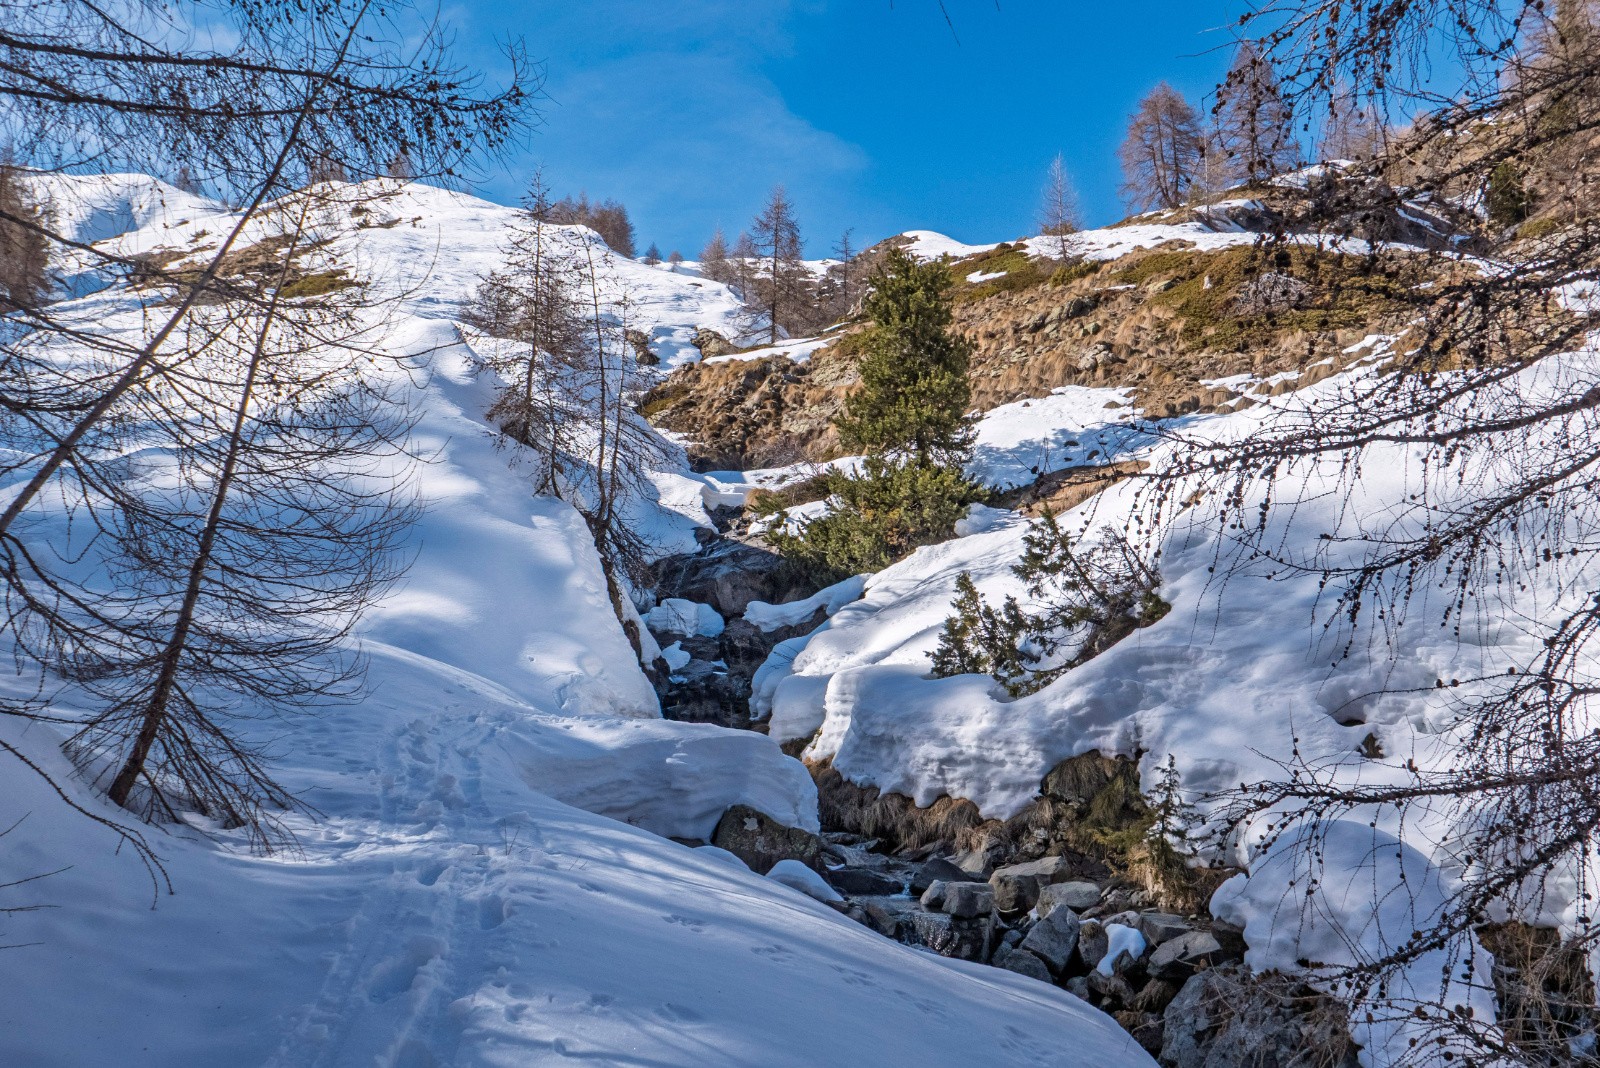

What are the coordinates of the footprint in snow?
(660, 914, 706, 932)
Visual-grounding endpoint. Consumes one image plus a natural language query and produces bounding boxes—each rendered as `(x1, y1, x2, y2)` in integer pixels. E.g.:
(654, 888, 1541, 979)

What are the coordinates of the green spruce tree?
(836, 248, 975, 466)
(772, 248, 982, 578)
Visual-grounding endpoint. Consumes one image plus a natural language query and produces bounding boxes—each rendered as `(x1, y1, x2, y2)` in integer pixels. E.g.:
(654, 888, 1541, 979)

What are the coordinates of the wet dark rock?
(911, 857, 980, 895)
(827, 867, 902, 897)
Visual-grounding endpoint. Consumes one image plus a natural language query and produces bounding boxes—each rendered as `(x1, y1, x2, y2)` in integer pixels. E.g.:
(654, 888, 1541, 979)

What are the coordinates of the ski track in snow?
(0, 177, 1154, 1068)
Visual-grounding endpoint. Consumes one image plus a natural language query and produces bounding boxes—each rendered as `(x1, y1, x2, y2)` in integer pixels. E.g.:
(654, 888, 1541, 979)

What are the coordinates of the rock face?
(1019, 908, 1081, 975)
(711, 805, 823, 875)
(691, 327, 737, 359)
(990, 855, 1079, 913)
(1161, 966, 1362, 1068)
(653, 540, 801, 620)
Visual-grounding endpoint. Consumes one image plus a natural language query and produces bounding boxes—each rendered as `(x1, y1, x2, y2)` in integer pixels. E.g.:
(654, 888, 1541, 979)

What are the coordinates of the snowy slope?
(0, 181, 1154, 1067)
(750, 345, 1600, 1061)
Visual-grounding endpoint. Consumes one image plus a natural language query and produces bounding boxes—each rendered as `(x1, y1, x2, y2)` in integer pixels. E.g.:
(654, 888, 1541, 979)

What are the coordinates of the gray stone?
(919, 880, 949, 911)
(993, 943, 1052, 983)
(1065, 976, 1092, 1001)
(1136, 911, 1193, 946)
(941, 882, 995, 919)
(1077, 919, 1110, 971)
(710, 805, 823, 875)
(1019, 908, 1081, 975)
(989, 855, 1076, 913)
(691, 327, 737, 359)
(1035, 881, 1101, 918)
(1087, 968, 1137, 1008)
(827, 868, 902, 897)
(1148, 930, 1222, 980)
(910, 857, 978, 895)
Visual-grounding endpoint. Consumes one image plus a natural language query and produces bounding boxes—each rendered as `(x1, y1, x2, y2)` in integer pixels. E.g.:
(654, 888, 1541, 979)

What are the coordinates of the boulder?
(691, 327, 737, 359)
(1018, 907, 1081, 975)
(1035, 881, 1101, 918)
(1136, 911, 1193, 946)
(908, 908, 992, 959)
(654, 541, 799, 619)
(1078, 919, 1110, 971)
(827, 867, 902, 897)
(1147, 930, 1222, 981)
(1065, 976, 1091, 1001)
(993, 943, 1052, 983)
(711, 805, 823, 875)
(911, 857, 978, 895)
(919, 880, 949, 911)
(1086, 968, 1137, 1009)
(940, 882, 994, 920)
(990, 855, 1077, 913)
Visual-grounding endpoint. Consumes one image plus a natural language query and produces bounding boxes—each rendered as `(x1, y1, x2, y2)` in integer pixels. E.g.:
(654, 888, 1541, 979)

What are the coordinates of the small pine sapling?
(930, 511, 1169, 696)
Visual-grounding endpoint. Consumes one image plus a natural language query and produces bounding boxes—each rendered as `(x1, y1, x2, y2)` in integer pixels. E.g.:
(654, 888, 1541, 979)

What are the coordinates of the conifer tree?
(837, 248, 974, 467)
(772, 248, 981, 577)
(700, 228, 732, 285)
(749, 187, 806, 344)
(642, 242, 661, 265)
(1215, 42, 1301, 184)
(1038, 154, 1081, 259)
(1118, 83, 1206, 210)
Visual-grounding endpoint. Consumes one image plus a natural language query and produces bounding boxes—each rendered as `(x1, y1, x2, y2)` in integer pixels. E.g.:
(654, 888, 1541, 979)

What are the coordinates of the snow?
(1097, 925, 1148, 976)
(0, 177, 1159, 1067)
(748, 343, 1600, 1062)
(766, 858, 846, 904)
(899, 229, 1005, 260)
(743, 574, 868, 633)
(646, 597, 726, 638)
(704, 335, 834, 365)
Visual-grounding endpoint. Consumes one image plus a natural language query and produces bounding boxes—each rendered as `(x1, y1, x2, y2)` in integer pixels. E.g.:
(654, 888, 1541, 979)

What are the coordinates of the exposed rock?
(941, 882, 995, 919)
(993, 942, 1053, 983)
(711, 805, 823, 875)
(990, 855, 1078, 913)
(653, 540, 802, 620)
(911, 857, 978, 894)
(1147, 930, 1222, 981)
(1078, 919, 1110, 972)
(827, 867, 902, 897)
(1019, 907, 1081, 975)
(1209, 920, 1248, 962)
(691, 327, 737, 359)
(1035, 880, 1102, 918)
(1065, 976, 1091, 1001)
(625, 327, 658, 365)
(906, 911, 987, 960)
(919, 880, 949, 911)
(1087, 968, 1137, 1008)
(1161, 966, 1362, 1068)
(1136, 911, 1192, 946)
(1133, 978, 1182, 1014)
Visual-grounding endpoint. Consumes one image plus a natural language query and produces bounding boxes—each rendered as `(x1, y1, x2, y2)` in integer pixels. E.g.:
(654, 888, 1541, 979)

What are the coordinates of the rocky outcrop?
(711, 805, 823, 875)
(691, 328, 737, 359)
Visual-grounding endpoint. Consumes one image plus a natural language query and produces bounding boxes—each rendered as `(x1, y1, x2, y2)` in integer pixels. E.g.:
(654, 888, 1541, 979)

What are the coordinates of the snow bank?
(0, 177, 1160, 1067)
(646, 597, 726, 638)
(744, 574, 867, 633)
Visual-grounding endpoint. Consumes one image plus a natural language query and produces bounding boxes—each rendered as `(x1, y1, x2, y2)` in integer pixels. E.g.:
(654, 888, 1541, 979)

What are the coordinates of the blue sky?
(454, 1, 1252, 256)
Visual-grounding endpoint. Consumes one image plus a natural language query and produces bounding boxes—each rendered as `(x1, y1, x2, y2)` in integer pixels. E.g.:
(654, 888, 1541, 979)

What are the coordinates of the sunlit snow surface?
(0, 179, 1153, 1067)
